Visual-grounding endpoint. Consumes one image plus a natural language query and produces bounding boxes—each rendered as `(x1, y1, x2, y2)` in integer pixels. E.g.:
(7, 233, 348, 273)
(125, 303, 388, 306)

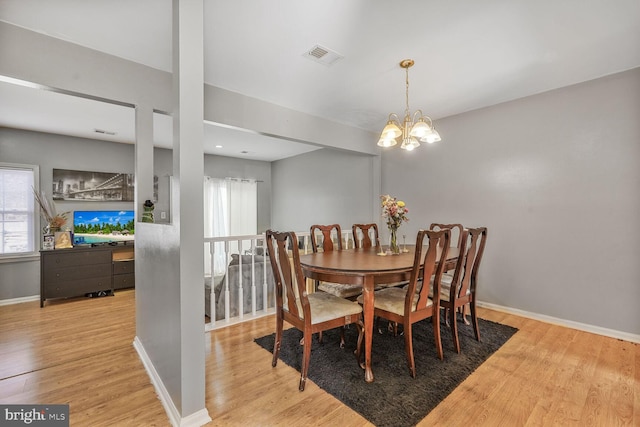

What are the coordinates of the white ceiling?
(1, 0, 639, 160)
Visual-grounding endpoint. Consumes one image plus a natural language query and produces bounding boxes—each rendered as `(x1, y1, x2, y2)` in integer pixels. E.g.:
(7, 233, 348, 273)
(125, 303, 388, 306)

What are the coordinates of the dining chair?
(310, 224, 362, 346)
(357, 228, 451, 378)
(435, 227, 487, 353)
(352, 223, 380, 249)
(310, 224, 362, 300)
(266, 230, 363, 391)
(353, 222, 405, 335)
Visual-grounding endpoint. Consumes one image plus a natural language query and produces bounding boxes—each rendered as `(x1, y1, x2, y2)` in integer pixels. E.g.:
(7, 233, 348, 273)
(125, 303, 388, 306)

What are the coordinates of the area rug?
(254, 316, 518, 427)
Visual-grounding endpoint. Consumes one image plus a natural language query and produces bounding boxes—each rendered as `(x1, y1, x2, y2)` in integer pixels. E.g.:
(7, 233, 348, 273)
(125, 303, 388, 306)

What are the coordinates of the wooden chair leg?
(451, 304, 460, 353)
(354, 318, 365, 369)
(470, 299, 480, 341)
(299, 330, 312, 391)
(375, 316, 382, 334)
(433, 310, 443, 360)
(461, 304, 471, 325)
(404, 322, 416, 378)
(272, 315, 283, 367)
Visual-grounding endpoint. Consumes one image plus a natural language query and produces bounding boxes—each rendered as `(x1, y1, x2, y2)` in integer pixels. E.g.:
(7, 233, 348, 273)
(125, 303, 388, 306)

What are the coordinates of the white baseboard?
(477, 300, 640, 344)
(133, 337, 212, 427)
(0, 295, 39, 306)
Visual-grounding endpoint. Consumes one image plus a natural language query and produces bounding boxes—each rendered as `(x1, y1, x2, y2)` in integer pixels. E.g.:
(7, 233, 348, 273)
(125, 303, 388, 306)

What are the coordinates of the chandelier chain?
(405, 65, 410, 117)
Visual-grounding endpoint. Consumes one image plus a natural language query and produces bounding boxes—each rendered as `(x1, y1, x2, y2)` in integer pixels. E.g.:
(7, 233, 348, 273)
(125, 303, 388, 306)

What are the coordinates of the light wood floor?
(1, 290, 638, 426)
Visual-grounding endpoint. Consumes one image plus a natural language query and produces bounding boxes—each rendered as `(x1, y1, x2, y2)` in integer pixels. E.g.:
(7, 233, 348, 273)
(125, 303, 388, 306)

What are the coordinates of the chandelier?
(377, 59, 441, 151)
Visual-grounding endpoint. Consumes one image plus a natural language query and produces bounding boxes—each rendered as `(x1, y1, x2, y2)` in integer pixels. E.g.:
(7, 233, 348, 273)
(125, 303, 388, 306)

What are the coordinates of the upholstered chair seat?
(305, 292, 362, 324)
(357, 286, 432, 316)
(318, 282, 363, 299)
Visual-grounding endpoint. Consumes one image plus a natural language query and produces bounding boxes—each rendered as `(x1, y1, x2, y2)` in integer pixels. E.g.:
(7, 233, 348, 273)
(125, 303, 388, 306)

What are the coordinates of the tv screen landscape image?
(73, 210, 135, 245)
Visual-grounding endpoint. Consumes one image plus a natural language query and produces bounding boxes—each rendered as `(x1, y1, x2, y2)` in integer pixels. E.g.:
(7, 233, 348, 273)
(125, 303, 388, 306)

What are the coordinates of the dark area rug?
(254, 315, 518, 427)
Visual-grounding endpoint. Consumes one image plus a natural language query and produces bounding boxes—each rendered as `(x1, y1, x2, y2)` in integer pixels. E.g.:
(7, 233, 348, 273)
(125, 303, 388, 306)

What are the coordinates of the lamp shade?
(400, 136, 420, 151)
(421, 128, 441, 144)
(377, 136, 398, 147)
(381, 120, 402, 140)
(409, 119, 432, 139)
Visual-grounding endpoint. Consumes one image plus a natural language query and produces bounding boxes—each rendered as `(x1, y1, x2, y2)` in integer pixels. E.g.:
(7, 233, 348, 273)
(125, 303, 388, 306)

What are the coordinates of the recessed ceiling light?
(215, 145, 223, 148)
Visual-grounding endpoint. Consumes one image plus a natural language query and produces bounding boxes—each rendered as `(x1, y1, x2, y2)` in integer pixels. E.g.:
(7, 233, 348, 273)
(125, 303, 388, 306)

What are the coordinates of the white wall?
(382, 67, 640, 335)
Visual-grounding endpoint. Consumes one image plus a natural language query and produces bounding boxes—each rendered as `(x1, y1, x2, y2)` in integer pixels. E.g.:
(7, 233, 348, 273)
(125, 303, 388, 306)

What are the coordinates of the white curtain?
(203, 177, 257, 276)
(228, 179, 257, 236)
(204, 177, 229, 276)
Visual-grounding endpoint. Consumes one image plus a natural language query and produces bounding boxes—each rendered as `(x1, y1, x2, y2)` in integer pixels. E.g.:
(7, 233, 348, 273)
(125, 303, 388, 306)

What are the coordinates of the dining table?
(299, 244, 459, 383)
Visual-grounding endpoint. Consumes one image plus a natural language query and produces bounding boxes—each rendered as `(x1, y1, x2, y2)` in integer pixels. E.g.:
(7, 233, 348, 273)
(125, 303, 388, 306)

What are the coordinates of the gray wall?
(0, 129, 273, 300)
(382, 67, 640, 335)
(0, 128, 135, 299)
(271, 148, 379, 234)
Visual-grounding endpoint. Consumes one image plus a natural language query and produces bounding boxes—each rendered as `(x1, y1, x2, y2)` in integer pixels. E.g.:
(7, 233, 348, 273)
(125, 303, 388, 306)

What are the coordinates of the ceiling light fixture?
(377, 59, 441, 151)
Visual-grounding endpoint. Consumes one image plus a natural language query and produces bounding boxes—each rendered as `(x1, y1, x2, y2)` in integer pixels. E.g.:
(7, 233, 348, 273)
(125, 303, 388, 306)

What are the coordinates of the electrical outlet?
(160, 211, 167, 219)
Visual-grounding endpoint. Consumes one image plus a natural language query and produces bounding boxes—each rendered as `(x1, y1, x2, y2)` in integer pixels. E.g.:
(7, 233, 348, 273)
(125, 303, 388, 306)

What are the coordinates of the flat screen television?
(73, 210, 135, 245)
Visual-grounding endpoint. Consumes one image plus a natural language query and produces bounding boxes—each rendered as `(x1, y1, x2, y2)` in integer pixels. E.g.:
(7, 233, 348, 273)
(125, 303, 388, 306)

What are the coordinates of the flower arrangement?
(380, 194, 409, 254)
(32, 187, 68, 232)
(380, 194, 409, 230)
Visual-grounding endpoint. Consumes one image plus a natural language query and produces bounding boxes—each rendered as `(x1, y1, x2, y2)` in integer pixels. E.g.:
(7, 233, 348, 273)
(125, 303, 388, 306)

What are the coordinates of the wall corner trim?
(133, 337, 212, 427)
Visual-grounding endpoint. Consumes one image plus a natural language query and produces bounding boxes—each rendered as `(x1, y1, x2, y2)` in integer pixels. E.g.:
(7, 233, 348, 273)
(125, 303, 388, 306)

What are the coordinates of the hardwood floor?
(1, 290, 638, 426)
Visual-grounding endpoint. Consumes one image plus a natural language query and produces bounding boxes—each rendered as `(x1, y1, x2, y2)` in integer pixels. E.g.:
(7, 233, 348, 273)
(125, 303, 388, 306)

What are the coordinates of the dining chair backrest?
(406, 229, 451, 312)
(429, 223, 464, 248)
(310, 224, 343, 253)
(265, 230, 308, 321)
(352, 223, 380, 249)
(457, 227, 487, 300)
(437, 227, 487, 353)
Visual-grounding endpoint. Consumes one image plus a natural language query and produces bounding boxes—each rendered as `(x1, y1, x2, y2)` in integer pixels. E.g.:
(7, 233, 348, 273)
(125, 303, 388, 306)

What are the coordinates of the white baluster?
(237, 238, 244, 319)
(224, 240, 230, 321)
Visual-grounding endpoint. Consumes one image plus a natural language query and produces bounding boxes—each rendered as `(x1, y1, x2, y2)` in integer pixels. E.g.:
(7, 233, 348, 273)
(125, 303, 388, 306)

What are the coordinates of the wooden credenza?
(40, 243, 135, 307)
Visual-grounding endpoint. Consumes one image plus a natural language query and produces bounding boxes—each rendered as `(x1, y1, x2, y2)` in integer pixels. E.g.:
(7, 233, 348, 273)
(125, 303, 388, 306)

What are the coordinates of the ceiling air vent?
(303, 44, 344, 66)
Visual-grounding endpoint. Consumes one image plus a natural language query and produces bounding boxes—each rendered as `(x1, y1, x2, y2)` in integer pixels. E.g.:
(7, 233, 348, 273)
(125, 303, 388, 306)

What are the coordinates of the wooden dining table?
(299, 245, 459, 383)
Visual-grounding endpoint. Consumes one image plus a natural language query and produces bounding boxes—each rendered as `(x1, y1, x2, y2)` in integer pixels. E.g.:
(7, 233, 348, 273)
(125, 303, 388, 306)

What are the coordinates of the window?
(0, 163, 39, 257)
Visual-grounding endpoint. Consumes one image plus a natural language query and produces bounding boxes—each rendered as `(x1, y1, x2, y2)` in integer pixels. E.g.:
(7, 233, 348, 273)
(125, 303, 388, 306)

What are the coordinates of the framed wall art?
(52, 168, 135, 201)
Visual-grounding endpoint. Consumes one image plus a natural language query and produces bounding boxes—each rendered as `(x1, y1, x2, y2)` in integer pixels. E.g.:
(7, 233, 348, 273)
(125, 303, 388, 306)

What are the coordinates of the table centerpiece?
(380, 194, 409, 255)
